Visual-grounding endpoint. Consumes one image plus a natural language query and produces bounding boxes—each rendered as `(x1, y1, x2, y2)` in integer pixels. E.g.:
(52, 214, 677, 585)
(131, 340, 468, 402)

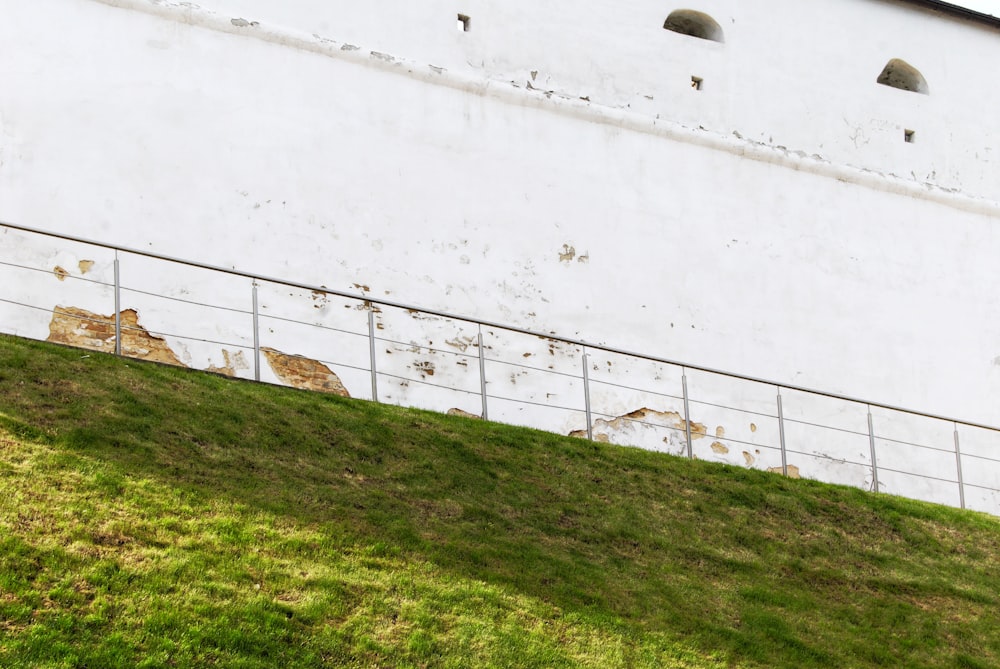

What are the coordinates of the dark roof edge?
(899, 0, 1000, 28)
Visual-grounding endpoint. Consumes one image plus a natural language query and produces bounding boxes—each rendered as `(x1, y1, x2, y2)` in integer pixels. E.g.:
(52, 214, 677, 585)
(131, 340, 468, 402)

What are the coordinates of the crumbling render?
(711, 441, 729, 454)
(261, 347, 350, 397)
(206, 350, 250, 377)
(47, 306, 348, 397)
(47, 306, 184, 365)
(447, 408, 481, 420)
(568, 407, 707, 454)
(768, 465, 802, 479)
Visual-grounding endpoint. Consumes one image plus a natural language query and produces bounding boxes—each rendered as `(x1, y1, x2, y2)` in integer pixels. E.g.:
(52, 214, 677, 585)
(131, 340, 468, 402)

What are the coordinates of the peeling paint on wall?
(53, 266, 69, 281)
(413, 360, 435, 377)
(261, 347, 350, 396)
(310, 290, 328, 309)
(445, 336, 476, 352)
(568, 407, 706, 452)
(78, 260, 95, 274)
(558, 244, 576, 262)
(47, 306, 184, 365)
(447, 408, 481, 419)
(206, 349, 249, 377)
(711, 441, 729, 454)
(767, 464, 802, 478)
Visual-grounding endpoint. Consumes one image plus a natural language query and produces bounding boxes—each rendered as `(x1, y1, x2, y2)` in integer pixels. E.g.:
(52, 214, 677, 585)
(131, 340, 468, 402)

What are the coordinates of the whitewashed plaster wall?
(93, 0, 1000, 196)
(3, 0, 1000, 510)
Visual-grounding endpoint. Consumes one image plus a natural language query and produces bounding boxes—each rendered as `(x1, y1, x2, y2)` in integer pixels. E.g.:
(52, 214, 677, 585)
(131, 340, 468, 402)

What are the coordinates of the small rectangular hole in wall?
(691, 76, 703, 91)
(457, 14, 470, 32)
(904, 129, 915, 143)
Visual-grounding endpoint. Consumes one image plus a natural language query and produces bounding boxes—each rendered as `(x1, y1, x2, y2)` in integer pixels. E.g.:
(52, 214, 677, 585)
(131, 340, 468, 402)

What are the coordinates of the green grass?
(1, 333, 999, 668)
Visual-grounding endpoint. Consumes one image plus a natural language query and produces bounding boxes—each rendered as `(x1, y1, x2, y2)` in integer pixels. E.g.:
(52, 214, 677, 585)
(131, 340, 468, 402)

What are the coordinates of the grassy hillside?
(1, 334, 999, 668)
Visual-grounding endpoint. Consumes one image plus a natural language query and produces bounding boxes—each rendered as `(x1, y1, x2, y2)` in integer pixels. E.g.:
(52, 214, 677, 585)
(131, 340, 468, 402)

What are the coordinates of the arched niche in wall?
(663, 9, 724, 43)
(876, 58, 929, 94)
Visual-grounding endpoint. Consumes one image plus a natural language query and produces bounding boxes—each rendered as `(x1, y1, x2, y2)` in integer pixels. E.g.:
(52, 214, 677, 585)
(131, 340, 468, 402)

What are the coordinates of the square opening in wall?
(691, 76, 703, 91)
(904, 129, 915, 143)
(457, 14, 470, 32)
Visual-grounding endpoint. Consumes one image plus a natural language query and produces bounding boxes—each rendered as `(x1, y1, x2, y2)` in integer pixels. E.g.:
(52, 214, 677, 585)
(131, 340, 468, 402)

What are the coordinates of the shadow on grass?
(3, 335, 1000, 668)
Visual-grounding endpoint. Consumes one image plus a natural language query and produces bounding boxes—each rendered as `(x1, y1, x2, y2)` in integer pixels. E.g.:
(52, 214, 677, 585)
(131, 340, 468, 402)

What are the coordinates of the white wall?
(3, 0, 1000, 508)
(115, 0, 1000, 197)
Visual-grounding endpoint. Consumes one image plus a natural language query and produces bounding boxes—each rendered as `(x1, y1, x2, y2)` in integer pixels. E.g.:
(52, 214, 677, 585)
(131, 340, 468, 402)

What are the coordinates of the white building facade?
(3, 0, 1000, 510)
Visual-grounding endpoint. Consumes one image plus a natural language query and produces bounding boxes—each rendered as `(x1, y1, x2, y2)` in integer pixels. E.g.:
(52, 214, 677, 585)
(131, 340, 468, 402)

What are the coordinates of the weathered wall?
(82, 0, 1000, 197)
(2, 0, 1000, 509)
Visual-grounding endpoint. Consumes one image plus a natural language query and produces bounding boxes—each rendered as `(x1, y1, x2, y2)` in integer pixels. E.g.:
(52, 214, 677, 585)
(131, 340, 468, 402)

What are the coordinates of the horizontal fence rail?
(3, 220, 1000, 515)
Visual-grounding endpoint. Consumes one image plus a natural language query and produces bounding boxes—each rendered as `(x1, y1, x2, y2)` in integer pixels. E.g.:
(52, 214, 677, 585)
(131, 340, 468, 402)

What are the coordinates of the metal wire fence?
(3, 220, 1000, 514)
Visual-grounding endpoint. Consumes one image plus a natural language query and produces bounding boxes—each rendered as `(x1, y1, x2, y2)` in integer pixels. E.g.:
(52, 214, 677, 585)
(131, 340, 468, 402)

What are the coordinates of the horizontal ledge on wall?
(92, 0, 1000, 220)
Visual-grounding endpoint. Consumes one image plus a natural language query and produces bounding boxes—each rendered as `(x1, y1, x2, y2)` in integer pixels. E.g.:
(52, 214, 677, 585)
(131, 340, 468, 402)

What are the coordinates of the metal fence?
(3, 220, 1000, 514)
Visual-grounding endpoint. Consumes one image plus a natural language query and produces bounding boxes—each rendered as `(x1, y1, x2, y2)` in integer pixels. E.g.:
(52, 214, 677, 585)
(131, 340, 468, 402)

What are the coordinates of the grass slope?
(1, 334, 999, 668)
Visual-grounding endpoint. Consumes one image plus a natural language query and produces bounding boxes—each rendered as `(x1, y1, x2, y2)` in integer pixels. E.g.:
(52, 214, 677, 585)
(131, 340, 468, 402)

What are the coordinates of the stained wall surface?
(2, 0, 1000, 507)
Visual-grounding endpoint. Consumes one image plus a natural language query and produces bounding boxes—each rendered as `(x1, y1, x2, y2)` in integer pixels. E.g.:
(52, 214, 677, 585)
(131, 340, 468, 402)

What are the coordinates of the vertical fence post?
(368, 304, 379, 403)
(777, 389, 788, 477)
(682, 368, 693, 459)
(954, 423, 966, 510)
(478, 326, 488, 421)
(582, 348, 593, 441)
(867, 405, 880, 494)
(113, 253, 122, 356)
(251, 281, 261, 382)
